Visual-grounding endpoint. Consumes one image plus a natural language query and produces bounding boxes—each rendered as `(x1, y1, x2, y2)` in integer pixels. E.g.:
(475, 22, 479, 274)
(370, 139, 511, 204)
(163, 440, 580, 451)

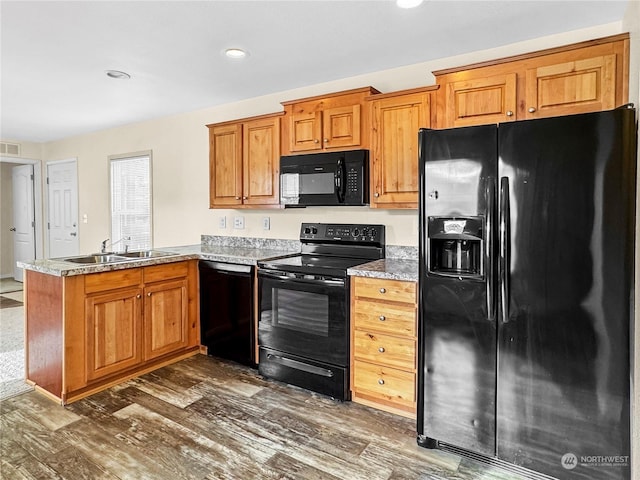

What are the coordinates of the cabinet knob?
(528, 107, 536, 113)
(379, 288, 386, 294)
(506, 110, 514, 117)
(378, 347, 385, 353)
(147, 292, 152, 297)
(235, 196, 241, 200)
(314, 139, 320, 143)
(242, 196, 248, 200)
(378, 315, 386, 321)
(136, 294, 141, 299)
(374, 192, 380, 198)
(378, 379, 385, 385)
(323, 138, 329, 143)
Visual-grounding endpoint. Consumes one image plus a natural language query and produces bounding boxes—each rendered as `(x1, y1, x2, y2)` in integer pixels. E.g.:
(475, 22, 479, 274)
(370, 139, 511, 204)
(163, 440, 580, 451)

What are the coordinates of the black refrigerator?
(417, 107, 636, 480)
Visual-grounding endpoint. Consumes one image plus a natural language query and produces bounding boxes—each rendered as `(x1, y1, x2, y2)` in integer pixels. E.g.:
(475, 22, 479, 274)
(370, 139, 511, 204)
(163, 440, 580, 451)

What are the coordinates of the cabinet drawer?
(143, 261, 189, 283)
(84, 268, 142, 294)
(353, 360, 416, 407)
(353, 277, 416, 304)
(353, 300, 416, 337)
(353, 330, 415, 370)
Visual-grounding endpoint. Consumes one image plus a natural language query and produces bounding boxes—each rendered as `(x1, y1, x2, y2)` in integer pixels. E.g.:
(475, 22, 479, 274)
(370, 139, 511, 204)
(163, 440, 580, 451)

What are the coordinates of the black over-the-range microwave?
(279, 149, 369, 207)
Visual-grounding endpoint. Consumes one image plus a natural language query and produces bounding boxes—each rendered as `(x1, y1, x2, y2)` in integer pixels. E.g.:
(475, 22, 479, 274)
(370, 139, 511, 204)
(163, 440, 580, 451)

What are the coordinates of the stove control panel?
(300, 223, 385, 244)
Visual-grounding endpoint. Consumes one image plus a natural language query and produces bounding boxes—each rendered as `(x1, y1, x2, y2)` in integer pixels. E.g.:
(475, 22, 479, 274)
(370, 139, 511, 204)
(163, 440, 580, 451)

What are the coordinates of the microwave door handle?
(335, 157, 346, 203)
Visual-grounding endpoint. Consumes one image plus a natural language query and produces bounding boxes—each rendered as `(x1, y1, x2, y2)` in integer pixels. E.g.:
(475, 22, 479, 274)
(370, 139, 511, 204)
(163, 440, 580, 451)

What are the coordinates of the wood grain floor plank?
(43, 446, 119, 480)
(2, 355, 529, 480)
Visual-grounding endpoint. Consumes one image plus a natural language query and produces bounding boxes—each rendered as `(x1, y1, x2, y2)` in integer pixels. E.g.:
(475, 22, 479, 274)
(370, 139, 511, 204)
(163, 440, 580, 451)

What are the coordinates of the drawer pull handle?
(378, 347, 385, 353)
(378, 379, 385, 385)
(379, 288, 386, 294)
(378, 315, 386, 321)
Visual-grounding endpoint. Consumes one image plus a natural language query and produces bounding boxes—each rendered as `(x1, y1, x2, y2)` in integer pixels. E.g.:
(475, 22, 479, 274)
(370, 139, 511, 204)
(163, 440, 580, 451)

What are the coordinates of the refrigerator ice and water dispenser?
(427, 216, 483, 278)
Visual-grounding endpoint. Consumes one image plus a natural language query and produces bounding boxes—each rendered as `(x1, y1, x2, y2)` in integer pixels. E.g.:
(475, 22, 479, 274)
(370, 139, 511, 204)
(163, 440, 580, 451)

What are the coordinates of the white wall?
(41, 22, 624, 253)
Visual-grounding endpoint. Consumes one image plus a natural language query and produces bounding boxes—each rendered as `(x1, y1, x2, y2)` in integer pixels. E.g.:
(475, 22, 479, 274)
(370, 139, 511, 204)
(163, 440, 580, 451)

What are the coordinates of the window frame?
(108, 150, 153, 251)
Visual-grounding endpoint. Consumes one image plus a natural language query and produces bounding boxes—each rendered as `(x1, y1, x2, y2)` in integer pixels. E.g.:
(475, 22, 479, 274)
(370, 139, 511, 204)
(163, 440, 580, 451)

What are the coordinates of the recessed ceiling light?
(105, 70, 131, 80)
(396, 0, 423, 8)
(225, 48, 247, 59)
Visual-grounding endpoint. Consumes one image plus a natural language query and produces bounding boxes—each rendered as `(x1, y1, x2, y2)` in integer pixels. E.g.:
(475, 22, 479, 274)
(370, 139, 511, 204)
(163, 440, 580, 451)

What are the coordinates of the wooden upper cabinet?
(208, 112, 283, 209)
(445, 73, 517, 127)
(434, 34, 629, 128)
(243, 116, 281, 206)
(368, 87, 436, 209)
(282, 87, 379, 155)
(209, 123, 243, 207)
(524, 54, 616, 119)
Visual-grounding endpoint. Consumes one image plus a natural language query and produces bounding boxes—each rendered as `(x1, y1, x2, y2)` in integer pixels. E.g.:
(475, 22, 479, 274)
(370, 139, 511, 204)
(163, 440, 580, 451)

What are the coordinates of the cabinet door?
(144, 278, 188, 360)
(86, 287, 142, 381)
(289, 111, 323, 152)
(445, 73, 517, 127)
(243, 116, 281, 205)
(322, 104, 361, 149)
(370, 93, 430, 208)
(525, 54, 616, 119)
(209, 123, 243, 207)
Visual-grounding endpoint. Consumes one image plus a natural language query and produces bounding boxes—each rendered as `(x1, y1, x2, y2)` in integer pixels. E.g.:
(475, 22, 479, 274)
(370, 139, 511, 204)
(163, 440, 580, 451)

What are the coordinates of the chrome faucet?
(100, 236, 131, 254)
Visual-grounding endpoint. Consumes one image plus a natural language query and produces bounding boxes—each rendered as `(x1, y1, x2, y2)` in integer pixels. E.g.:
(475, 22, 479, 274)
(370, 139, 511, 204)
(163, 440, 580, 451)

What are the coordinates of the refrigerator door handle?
(499, 176, 510, 323)
(486, 178, 495, 322)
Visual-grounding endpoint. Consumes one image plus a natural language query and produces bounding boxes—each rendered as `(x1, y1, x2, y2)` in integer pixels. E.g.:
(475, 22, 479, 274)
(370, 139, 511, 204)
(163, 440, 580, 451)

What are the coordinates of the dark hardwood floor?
(1, 355, 525, 479)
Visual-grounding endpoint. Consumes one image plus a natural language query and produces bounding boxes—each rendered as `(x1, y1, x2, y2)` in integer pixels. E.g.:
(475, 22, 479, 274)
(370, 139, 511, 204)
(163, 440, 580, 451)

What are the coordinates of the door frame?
(46, 158, 79, 258)
(0, 156, 44, 270)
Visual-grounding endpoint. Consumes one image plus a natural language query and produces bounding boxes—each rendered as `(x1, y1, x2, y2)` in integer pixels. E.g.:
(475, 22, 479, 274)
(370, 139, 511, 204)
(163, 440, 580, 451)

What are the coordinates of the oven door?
(258, 269, 348, 366)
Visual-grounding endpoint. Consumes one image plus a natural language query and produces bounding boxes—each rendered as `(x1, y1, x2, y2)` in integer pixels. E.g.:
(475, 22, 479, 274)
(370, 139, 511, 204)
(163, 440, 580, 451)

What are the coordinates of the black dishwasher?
(199, 261, 255, 367)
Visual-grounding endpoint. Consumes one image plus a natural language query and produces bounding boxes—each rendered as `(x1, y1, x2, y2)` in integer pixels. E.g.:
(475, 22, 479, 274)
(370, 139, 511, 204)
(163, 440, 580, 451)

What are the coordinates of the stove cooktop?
(258, 223, 386, 278)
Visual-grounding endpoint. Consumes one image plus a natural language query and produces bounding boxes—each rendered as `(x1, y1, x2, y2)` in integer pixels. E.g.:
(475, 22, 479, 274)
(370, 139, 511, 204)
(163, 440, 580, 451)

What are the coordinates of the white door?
(47, 160, 79, 258)
(11, 164, 36, 281)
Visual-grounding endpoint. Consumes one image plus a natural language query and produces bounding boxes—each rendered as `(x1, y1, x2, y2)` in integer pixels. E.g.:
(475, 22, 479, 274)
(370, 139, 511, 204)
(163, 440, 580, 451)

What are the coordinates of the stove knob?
(362, 228, 369, 237)
(312, 227, 318, 234)
(371, 229, 377, 237)
(304, 227, 311, 234)
(352, 228, 360, 237)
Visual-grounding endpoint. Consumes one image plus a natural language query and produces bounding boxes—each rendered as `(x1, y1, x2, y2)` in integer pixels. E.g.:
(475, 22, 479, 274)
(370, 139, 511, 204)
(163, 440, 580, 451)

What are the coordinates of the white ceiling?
(0, 0, 630, 143)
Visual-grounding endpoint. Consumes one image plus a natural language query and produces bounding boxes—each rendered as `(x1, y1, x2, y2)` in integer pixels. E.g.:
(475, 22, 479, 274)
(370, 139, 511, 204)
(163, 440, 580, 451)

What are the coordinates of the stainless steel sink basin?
(118, 250, 174, 259)
(63, 254, 130, 264)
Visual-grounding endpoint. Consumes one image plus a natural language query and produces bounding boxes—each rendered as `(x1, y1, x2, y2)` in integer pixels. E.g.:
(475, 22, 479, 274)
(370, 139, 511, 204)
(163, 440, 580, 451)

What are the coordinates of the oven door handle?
(259, 270, 345, 287)
(266, 354, 334, 378)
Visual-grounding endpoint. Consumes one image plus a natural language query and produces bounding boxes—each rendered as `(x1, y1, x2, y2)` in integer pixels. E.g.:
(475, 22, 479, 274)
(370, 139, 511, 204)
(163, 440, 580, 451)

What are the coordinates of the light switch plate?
(233, 216, 245, 229)
(219, 216, 226, 229)
(262, 217, 270, 230)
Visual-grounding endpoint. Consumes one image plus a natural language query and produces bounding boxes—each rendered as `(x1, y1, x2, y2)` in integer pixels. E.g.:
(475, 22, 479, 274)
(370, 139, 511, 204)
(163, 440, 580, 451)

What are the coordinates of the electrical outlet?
(219, 216, 226, 229)
(262, 217, 270, 230)
(233, 216, 245, 229)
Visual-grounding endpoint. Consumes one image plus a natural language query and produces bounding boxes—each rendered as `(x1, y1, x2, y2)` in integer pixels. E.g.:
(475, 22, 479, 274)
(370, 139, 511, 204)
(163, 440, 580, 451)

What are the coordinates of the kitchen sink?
(60, 250, 175, 265)
(63, 254, 130, 264)
(118, 250, 175, 258)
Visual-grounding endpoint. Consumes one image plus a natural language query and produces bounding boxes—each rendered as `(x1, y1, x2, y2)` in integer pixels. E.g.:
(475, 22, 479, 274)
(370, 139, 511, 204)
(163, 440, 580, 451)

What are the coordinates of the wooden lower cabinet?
(350, 276, 418, 418)
(86, 287, 143, 381)
(25, 260, 199, 404)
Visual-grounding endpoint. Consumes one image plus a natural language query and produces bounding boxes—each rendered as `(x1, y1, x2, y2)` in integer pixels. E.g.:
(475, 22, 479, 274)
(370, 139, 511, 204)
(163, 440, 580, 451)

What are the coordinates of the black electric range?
(257, 223, 385, 400)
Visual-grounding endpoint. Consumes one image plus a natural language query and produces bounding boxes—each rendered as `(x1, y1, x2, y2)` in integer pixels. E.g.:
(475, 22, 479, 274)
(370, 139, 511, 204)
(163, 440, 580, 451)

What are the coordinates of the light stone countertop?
(18, 243, 300, 277)
(348, 258, 418, 282)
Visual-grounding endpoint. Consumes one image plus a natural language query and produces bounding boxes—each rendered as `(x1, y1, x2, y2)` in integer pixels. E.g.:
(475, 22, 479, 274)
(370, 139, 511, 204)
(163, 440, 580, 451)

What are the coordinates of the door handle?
(70, 232, 77, 236)
(499, 177, 510, 324)
(9, 227, 16, 232)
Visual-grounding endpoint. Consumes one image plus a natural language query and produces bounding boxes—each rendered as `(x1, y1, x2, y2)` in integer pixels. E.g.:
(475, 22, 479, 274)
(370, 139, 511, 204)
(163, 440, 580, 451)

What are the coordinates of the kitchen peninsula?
(19, 238, 299, 404)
